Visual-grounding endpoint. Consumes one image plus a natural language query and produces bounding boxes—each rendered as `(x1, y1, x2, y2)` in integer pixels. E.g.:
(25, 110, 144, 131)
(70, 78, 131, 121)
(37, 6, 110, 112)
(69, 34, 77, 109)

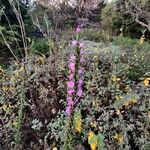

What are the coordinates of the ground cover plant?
(0, 0, 150, 150)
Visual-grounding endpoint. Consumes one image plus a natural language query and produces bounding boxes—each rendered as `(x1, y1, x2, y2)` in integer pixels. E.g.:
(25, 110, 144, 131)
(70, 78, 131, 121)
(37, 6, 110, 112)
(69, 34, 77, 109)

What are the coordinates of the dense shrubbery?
(0, 29, 150, 149)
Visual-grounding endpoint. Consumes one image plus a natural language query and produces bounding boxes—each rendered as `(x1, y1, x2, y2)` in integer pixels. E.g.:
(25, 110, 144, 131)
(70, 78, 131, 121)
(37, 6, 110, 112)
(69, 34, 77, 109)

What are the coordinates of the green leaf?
(97, 133, 105, 150)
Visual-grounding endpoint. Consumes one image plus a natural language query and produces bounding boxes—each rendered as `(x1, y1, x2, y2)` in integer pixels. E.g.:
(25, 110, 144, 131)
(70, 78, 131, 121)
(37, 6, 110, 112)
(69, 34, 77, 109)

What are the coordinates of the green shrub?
(112, 36, 150, 80)
(80, 28, 111, 42)
(112, 36, 138, 48)
(32, 38, 50, 54)
(127, 46, 150, 80)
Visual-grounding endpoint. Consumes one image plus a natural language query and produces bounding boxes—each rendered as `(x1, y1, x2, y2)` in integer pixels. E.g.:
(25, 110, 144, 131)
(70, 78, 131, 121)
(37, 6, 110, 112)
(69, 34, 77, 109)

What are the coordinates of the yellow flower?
(75, 115, 82, 133)
(38, 55, 46, 65)
(88, 131, 98, 150)
(143, 78, 150, 86)
(116, 109, 121, 115)
(2, 104, 10, 112)
(115, 95, 123, 100)
(124, 99, 137, 107)
(15, 71, 19, 77)
(12, 121, 18, 128)
(112, 75, 120, 82)
(2, 104, 8, 111)
(52, 147, 58, 150)
(19, 66, 24, 72)
(124, 101, 130, 107)
(130, 99, 137, 104)
(114, 133, 124, 144)
(125, 85, 132, 92)
(90, 121, 97, 128)
(139, 35, 145, 44)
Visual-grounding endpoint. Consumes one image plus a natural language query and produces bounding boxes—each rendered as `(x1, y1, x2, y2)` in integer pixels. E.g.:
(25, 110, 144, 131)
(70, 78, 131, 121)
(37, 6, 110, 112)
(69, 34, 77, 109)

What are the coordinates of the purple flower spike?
(67, 81, 75, 88)
(80, 49, 84, 55)
(78, 79, 83, 87)
(79, 43, 84, 48)
(72, 40, 77, 47)
(76, 26, 82, 33)
(77, 89, 83, 97)
(70, 54, 76, 61)
(69, 62, 75, 72)
(80, 58, 85, 63)
(67, 97, 72, 102)
(68, 100, 74, 106)
(68, 73, 74, 80)
(75, 97, 79, 103)
(65, 105, 72, 116)
(68, 89, 75, 95)
(78, 67, 84, 75)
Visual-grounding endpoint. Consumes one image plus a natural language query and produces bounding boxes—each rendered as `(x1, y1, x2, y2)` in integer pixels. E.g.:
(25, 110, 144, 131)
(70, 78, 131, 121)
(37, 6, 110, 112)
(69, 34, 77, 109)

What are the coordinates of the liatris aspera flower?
(76, 45, 85, 103)
(65, 27, 85, 116)
(72, 40, 78, 47)
(76, 26, 82, 33)
(65, 53, 76, 116)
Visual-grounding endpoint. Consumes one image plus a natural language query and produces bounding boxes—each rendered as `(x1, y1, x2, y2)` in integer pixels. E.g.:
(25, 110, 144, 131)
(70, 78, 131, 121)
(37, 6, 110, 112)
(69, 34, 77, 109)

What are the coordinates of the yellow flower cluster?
(88, 131, 98, 150)
(139, 35, 145, 45)
(115, 95, 123, 101)
(143, 77, 150, 86)
(112, 75, 121, 82)
(74, 115, 82, 133)
(114, 133, 124, 144)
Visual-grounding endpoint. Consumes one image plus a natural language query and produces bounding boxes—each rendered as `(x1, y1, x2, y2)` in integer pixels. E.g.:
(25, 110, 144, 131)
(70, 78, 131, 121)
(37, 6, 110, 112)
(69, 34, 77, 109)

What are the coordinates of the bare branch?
(125, 0, 150, 31)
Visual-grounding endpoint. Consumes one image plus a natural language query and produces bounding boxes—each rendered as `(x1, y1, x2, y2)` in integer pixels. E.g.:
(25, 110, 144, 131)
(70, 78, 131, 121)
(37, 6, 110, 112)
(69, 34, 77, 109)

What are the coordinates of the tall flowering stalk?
(65, 26, 85, 116)
(64, 26, 84, 149)
(65, 53, 76, 116)
(76, 45, 84, 103)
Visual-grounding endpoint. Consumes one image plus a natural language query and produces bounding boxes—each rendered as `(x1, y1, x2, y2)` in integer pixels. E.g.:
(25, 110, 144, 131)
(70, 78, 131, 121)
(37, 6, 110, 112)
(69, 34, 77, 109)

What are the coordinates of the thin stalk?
(0, 30, 20, 64)
(15, 87, 25, 144)
(3, 11, 23, 58)
(9, 0, 28, 60)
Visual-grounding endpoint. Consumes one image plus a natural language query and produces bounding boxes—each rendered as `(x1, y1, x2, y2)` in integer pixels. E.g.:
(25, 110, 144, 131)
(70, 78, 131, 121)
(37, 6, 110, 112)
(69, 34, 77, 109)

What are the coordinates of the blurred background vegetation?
(0, 0, 149, 65)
